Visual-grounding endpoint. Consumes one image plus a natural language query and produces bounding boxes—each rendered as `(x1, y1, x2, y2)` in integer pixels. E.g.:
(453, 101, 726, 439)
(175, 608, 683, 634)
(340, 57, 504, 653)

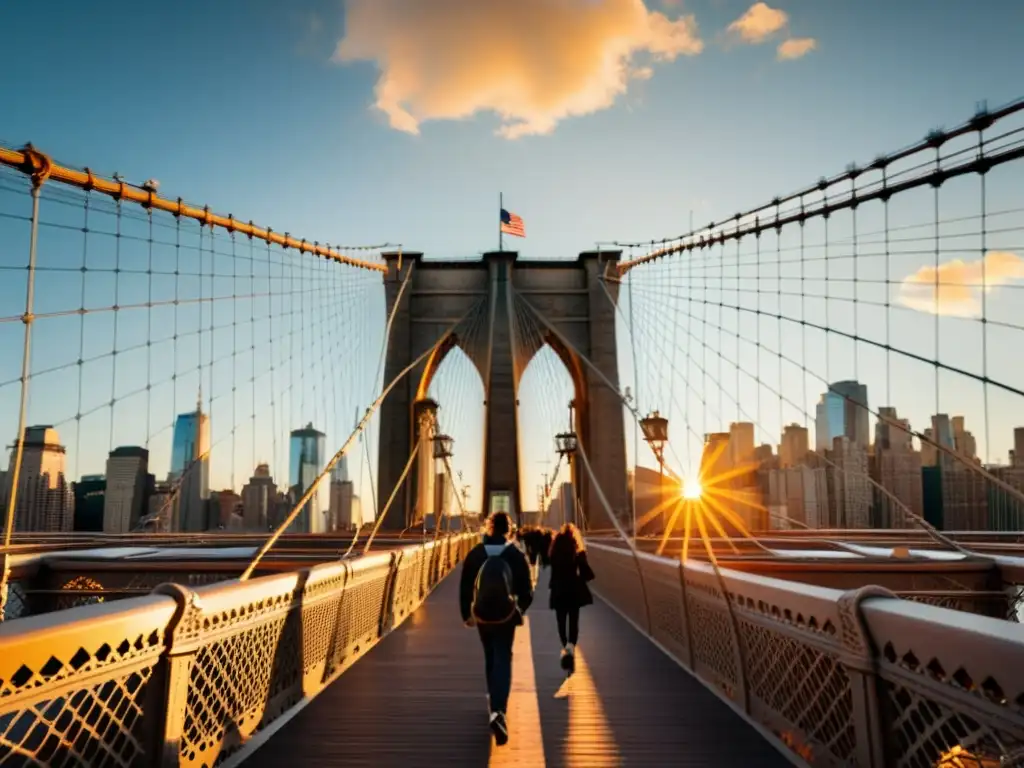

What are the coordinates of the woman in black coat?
(547, 523, 595, 675)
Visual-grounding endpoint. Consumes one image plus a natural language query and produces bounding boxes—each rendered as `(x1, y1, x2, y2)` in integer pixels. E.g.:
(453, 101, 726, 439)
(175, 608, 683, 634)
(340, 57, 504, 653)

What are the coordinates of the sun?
(681, 478, 702, 500)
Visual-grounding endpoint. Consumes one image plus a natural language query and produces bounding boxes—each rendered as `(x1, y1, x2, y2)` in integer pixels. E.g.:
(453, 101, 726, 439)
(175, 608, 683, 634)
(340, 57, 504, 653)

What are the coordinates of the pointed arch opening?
(517, 343, 578, 523)
(425, 343, 485, 519)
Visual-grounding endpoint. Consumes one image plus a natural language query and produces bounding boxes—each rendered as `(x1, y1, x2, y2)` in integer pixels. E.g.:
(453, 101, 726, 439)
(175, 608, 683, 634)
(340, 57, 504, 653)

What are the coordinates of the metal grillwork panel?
(586, 540, 1024, 767)
(882, 678, 1023, 768)
(0, 535, 476, 767)
(740, 620, 856, 763)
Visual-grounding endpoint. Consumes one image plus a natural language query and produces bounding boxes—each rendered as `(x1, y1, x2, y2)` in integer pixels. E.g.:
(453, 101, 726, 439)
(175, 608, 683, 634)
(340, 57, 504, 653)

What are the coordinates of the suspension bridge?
(0, 98, 1023, 766)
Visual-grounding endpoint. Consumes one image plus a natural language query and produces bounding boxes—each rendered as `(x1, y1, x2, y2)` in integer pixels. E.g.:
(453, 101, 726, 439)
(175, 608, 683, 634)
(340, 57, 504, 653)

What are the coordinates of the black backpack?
(471, 543, 518, 624)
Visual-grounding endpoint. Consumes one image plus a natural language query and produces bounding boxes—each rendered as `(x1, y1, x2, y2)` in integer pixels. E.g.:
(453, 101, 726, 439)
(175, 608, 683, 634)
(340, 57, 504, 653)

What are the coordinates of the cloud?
(334, 0, 703, 139)
(726, 2, 788, 44)
(777, 37, 816, 60)
(898, 251, 1024, 317)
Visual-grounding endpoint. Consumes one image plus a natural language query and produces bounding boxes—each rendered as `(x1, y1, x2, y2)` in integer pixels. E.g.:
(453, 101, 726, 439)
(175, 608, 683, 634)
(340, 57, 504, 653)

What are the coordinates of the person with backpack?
(547, 523, 595, 676)
(459, 511, 534, 746)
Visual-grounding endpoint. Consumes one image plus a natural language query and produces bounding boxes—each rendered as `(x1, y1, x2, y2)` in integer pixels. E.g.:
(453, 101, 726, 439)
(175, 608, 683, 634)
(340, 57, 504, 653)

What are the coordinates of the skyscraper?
(931, 414, 956, 471)
(0, 426, 74, 532)
(871, 408, 923, 528)
(952, 416, 978, 463)
(728, 422, 755, 465)
(815, 392, 846, 451)
(875, 407, 912, 451)
(169, 394, 210, 531)
(779, 423, 810, 467)
(103, 446, 150, 533)
(828, 436, 871, 528)
(830, 380, 870, 448)
(241, 463, 277, 531)
(289, 423, 327, 533)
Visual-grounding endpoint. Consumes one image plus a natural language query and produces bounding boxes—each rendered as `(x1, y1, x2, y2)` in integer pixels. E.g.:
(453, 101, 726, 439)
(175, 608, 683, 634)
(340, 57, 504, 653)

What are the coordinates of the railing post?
(151, 583, 203, 768)
(836, 585, 896, 768)
(379, 551, 402, 636)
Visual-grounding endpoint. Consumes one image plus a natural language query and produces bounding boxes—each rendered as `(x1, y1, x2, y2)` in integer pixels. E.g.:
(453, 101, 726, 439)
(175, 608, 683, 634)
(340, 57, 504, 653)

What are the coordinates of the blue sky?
(1, 0, 1023, 519)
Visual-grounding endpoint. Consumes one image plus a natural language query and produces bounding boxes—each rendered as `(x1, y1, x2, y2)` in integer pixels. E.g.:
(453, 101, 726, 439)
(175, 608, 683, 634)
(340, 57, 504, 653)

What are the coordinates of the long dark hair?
(549, 523, 584, 566)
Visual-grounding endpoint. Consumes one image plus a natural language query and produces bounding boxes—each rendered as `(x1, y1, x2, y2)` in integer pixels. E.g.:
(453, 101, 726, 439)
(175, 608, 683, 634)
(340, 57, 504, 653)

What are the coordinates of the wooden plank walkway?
(245, 566, 791, 767)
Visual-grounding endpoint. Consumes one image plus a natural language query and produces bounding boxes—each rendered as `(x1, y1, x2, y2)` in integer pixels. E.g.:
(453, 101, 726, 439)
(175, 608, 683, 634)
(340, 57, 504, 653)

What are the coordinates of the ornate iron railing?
(0, 533, 476, 767)
(587, 540, 1024, 767)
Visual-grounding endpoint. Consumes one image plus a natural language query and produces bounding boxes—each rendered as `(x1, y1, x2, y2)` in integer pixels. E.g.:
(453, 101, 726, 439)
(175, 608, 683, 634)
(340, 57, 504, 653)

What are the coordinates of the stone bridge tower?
(376, 251, 628, 532)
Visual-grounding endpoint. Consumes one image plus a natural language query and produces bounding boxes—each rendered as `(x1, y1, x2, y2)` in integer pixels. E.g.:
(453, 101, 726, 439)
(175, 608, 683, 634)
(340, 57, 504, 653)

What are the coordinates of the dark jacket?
(548, 549, 595, 611)
(459, 535, 534, 626)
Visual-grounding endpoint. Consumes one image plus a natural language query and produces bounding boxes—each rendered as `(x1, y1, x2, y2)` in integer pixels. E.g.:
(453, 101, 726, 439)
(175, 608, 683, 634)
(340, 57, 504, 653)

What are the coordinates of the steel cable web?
(0, 159, 384, 563)
(427, 303, 488, 529)
(511, 292, 575, 523)
(612, 100, 1024, 561)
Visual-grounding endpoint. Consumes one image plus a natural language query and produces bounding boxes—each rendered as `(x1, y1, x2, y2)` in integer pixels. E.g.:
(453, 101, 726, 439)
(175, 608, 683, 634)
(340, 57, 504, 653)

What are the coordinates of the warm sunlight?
(681, 478, 702, 500)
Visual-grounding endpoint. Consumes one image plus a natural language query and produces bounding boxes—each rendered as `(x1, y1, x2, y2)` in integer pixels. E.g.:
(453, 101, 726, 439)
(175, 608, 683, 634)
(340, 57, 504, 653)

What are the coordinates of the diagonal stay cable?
(362, 442, 420, 556)
(240, 301, 482, 580)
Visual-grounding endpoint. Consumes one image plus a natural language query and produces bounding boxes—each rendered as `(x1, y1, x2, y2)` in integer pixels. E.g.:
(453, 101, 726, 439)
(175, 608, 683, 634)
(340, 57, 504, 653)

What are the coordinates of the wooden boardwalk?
(245, 567, 790, 767)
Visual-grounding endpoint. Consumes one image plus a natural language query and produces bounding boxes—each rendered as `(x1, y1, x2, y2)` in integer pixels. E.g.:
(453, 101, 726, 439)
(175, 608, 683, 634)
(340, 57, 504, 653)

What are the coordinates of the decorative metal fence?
(0, 534, 475, 767)
(587, 540, 1024, 768)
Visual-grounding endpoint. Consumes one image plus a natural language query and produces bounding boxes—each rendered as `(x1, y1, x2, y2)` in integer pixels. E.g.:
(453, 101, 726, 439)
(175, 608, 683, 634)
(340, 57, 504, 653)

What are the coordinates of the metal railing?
(0, 533, 476, 767)
(587, 540, 1024, 767)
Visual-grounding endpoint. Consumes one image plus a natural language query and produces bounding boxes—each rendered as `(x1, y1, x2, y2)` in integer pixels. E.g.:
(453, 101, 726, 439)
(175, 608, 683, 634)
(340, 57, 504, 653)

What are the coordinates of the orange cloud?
(898, 251, 1024, 317)
(777, 37, 816, 60)
(727, 2, 788, 43)
(334, 0, 703, 139)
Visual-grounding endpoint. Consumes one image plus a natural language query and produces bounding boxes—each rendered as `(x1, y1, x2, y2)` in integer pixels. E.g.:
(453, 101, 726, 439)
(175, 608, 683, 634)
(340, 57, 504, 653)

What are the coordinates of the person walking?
(547, 523, 595, 676)
(459, 511, 534, 746)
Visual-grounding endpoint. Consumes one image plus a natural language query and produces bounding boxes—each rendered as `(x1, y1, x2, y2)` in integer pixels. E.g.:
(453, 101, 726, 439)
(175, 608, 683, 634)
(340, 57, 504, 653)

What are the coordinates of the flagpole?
(499, 192, 504, 252)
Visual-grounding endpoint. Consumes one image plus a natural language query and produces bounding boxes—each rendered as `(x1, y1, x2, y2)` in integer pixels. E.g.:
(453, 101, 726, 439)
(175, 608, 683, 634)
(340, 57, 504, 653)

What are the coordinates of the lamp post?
(432, 433, 454, 532)
(555, 430, 578, 527)
(640, 411, 669, 537)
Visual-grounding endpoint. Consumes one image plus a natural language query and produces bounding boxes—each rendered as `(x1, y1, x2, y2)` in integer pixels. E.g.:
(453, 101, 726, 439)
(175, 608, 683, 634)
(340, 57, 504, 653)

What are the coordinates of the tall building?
(939, 465, 989, 531)
(828, 437, 871, 528)
(815, 392, 846, 451)
(329, 478, 362, 531)
(289, 423, 327, 533)
(103, 446, 150, 533)
(779, 423, 810, 468)
(921, 427, 937, 467)
(73, 475, 105, 532)
(702, 432, 765, 531)
(169, 396, 210, 531)
(830, 381, 870, 448)
(0, 426, 74, 532)
(1014, 428, 1024, 468)
(728, 422, 755, 465)
(144, 481, 174, 532)
(871, 408, 924, 530)
(762, 465, 829, 529)
(952, 416, 978, 463)
(241, 464, 277, 531)
(210, 489, 241, 529)
(875, 407, 912, 451)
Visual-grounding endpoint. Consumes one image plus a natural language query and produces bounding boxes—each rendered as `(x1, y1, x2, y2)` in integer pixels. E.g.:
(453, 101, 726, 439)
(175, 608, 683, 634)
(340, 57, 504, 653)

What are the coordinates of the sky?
(1, 0, 1023, 521)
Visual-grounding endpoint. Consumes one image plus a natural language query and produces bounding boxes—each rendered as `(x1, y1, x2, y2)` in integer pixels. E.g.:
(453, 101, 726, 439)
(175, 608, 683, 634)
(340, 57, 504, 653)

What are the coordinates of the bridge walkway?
(244, 566, 790, 767)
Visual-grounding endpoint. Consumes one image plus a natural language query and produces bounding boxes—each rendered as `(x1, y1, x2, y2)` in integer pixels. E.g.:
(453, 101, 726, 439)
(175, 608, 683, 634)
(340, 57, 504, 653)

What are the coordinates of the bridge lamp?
(555, 431, 578, 456)
(432, 433, 454, 460)
(640, 411, 670, 536)
(639, 411, 668, 465)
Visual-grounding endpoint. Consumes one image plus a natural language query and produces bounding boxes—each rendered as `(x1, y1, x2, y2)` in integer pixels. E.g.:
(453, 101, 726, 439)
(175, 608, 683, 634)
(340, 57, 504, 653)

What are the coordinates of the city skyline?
(0, 1, 1022, 523)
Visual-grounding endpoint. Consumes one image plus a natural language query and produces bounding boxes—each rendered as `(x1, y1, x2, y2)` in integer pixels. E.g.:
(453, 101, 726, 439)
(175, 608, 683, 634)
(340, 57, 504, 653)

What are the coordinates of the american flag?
(500, 208, 526, 238)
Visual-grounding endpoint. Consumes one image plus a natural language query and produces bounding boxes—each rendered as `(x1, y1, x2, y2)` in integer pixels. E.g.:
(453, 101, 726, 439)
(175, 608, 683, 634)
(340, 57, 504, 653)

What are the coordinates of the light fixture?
(555, 431, 578, 456)
(432, 433, 454, 459)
